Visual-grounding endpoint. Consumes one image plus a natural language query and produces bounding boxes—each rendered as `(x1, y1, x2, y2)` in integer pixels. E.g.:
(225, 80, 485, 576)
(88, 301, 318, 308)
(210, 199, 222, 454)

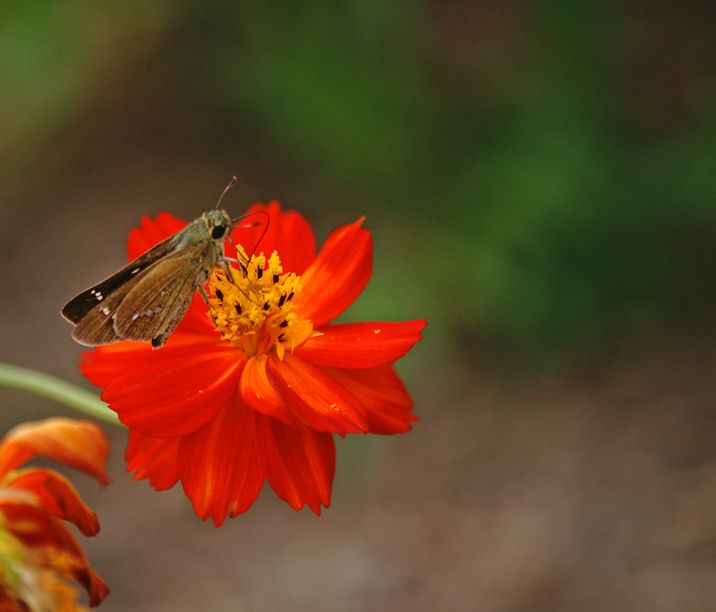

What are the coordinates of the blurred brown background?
(1, 2, 715, 610)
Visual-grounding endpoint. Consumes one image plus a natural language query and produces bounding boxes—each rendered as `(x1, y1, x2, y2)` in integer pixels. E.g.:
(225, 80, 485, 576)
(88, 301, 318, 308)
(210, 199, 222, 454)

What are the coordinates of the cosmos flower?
(0, 418, 110, 608)
(81, 202, 425, 526)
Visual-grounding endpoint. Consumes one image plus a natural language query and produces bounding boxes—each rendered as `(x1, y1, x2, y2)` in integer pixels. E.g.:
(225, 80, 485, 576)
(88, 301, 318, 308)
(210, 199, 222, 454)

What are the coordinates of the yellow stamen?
(208, 247, 313, 358)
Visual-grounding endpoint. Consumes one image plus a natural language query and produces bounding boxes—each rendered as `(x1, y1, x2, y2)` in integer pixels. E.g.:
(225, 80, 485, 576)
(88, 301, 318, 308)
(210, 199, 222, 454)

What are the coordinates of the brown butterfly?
(61, 179, 262, 348)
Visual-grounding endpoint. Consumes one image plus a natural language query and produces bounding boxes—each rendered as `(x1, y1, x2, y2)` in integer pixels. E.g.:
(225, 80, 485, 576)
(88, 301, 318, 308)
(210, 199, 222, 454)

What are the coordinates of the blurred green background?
(1, 2, 715, 611)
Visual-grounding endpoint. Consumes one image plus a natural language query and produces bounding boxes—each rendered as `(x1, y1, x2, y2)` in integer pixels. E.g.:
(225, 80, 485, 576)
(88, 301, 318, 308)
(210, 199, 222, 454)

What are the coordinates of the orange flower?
(0, 418, 110, 608)
(81, 202, 425, 526)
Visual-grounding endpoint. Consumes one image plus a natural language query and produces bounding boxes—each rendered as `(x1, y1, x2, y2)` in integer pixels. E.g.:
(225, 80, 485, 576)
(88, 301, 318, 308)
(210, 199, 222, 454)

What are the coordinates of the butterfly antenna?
(247, 210, 270, 261)
(215, 176, 238, 209)
(227, 209, 271, 302)
(230, 210, 270, 259)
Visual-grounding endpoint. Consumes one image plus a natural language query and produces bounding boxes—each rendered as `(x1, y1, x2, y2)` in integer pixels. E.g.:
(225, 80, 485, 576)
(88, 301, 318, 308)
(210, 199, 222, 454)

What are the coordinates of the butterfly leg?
(198, 285, 210, 305)
(223, 257, 249, 281)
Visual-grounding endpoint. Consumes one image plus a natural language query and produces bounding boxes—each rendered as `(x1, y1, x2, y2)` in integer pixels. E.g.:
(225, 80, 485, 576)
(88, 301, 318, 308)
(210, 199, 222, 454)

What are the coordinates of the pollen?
(208, 247, 313, 358)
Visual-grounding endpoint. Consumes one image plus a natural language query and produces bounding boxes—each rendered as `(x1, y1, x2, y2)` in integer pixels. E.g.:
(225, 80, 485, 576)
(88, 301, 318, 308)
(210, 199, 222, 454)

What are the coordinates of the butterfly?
(61, 179, 263, 348)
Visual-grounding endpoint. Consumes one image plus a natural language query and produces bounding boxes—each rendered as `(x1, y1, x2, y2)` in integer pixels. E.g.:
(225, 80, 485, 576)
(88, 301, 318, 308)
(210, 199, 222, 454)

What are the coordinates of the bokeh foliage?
(2, 0, 715, 358)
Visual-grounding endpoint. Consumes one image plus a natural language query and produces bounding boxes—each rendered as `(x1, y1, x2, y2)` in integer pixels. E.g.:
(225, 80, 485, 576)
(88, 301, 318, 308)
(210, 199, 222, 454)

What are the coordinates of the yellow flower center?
(208, 247, 313, 358)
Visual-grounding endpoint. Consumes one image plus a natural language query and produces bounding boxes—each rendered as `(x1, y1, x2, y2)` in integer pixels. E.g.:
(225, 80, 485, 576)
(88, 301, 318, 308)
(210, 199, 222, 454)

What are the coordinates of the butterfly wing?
(112, 248, 209, 347)
(71, 244, 212, 348)
(70, 280, 136, 346)
(61, 231, 181, 325)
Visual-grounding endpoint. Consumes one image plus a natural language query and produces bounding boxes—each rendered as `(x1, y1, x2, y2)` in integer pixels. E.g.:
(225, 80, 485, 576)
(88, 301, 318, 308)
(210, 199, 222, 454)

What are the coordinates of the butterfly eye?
(212, 225, 227, 239)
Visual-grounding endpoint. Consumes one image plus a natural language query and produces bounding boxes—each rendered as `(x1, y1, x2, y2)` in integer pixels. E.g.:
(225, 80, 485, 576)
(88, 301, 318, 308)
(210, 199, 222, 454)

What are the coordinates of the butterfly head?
(203, 209, 232, 241)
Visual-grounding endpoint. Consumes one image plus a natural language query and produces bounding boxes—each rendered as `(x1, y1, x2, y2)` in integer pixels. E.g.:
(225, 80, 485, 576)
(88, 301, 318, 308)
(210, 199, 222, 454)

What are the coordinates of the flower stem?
(0, 363, 120, 426)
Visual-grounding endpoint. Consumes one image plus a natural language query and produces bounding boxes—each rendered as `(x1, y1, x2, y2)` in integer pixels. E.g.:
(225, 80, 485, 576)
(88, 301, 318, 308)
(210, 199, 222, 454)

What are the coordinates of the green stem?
(0, 363, 120, 426)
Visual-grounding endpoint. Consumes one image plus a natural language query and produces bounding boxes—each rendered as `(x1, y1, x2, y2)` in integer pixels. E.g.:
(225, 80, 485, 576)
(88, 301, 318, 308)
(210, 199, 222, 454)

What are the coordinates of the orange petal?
(6, 468, 100, 536)
(268, 354, 369, 434)
(0, 503, 109, 606)
(255, 413, 335, 514)
(125, 431, 180, 491)
(295, 218, 372, 328)
(240, 354, 300, 427)
(297, 320, 426, 368)
(80, 316, 218, 389)
(178, 396, 263, 526)
(102, 345, 243, 438)
(325, 365, 417, 434)
(0, 418, 109, 485)
(81, 342, 152, 389)
(84, 567, 111, 608)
